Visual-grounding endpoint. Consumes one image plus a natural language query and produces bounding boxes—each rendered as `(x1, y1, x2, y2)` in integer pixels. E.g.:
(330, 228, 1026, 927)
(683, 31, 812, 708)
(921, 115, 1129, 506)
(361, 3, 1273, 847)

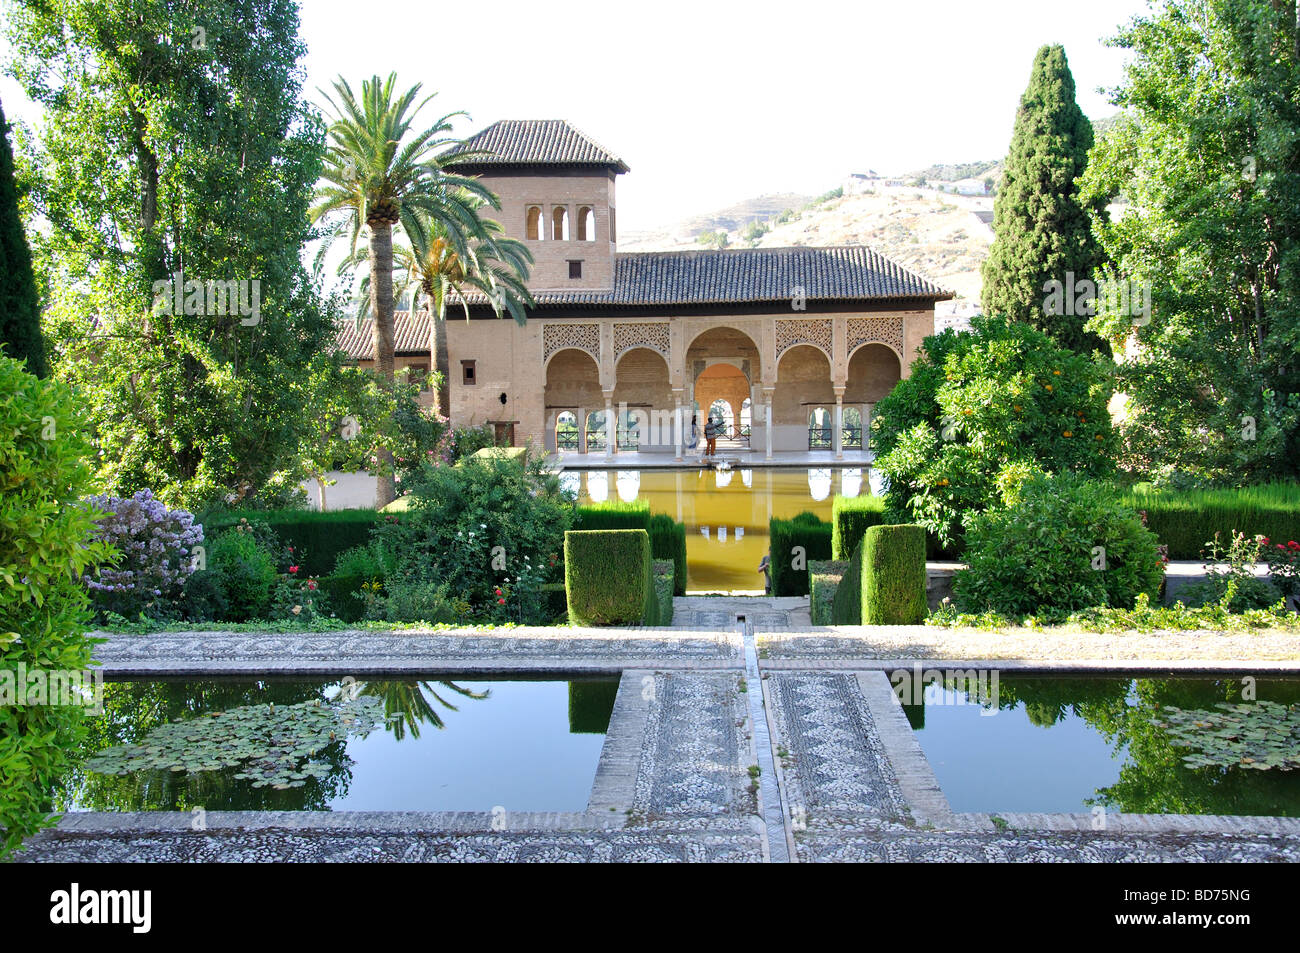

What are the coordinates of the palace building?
(336, 120, 952, 460)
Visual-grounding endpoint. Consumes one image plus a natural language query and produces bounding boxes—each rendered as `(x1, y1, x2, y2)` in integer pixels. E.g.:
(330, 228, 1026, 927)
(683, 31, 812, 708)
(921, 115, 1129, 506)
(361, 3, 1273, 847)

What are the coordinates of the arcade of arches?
(534, 317, 908, 458)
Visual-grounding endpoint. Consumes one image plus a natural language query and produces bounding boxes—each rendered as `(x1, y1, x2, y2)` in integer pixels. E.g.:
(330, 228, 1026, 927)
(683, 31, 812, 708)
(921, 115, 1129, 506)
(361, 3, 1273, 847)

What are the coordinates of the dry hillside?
(622, 184, 994, 302)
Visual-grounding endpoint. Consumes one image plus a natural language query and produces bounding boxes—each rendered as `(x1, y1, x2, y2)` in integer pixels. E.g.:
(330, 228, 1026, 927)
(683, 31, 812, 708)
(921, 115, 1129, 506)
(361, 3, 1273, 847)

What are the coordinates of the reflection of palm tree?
(360, 680, 491, 740)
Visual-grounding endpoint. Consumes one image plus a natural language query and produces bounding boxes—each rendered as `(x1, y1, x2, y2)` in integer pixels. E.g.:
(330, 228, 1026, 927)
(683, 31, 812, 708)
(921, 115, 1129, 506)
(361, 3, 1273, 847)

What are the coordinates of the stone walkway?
(17, 602, 1300, 864)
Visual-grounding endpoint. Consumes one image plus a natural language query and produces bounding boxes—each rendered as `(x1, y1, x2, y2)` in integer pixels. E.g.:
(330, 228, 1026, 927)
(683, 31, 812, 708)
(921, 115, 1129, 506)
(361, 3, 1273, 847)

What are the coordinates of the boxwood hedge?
(862, 524, 928, 625)
(564, 529, 651, 626)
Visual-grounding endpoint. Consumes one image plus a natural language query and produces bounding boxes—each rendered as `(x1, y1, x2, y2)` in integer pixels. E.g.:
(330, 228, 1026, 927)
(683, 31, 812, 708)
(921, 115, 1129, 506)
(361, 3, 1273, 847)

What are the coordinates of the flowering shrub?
(207, 526, 278, 622)
(1261, 537, 1300, 604)
(375, 452, 570, 623)
(1178, 531, 1283, 613)
(82, 490, 203, 620)
(269, 574, 331, 623)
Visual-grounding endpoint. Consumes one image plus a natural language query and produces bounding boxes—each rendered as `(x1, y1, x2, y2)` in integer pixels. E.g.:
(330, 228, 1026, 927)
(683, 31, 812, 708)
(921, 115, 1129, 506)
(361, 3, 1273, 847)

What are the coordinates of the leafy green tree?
(311, 73, 500, 506)
(872, 316, 1116, 548)
(982, 44, 1106, 353)
(5, 0, 344, 508)
(0, 98, 46, 378)
(1080, 0, 1300, 485)
(0, 354, 114, 857)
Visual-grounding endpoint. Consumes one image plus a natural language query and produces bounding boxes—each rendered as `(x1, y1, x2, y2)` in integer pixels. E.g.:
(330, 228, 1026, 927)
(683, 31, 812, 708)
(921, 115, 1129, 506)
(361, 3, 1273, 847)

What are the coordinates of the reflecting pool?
(61, 677, 617, 813)
(901, 674, 1300, 817)
(566, 467, 881, 591)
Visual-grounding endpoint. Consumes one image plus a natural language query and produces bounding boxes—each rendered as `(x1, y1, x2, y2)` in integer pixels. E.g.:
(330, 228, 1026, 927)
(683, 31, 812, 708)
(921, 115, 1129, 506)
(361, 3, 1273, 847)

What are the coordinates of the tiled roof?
(334, 311, 431, 359)
(334, 245, 950, 359)
(445, 120, 630, 173)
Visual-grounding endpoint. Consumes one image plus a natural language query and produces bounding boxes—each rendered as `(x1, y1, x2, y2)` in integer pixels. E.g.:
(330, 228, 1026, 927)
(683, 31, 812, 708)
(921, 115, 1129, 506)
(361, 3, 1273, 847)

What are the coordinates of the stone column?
(763, 385, 776, 460)
(603, 391, 614, 461)
(834, 389, 845, 460)
(673, 390, 684, 462)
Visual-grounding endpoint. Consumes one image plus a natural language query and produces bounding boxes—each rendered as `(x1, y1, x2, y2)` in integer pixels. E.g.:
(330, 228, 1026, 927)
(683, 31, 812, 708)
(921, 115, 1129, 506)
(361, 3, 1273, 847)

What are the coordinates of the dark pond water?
(60, 677, 617, 813)
(898, 674, 1300, 817)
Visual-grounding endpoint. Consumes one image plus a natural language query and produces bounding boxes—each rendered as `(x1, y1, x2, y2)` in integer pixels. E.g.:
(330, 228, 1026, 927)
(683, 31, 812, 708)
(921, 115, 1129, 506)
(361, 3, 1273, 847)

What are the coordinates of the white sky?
(1, 0, 1151, 230)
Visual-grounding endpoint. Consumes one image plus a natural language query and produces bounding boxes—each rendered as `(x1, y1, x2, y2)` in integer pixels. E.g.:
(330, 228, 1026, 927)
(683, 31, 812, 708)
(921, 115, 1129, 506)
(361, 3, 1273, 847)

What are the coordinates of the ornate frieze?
(542, 322, 601, 363)
(846, 316, 904, 356)
(613, 322, 671, 361)
(775, 318, 833, 359)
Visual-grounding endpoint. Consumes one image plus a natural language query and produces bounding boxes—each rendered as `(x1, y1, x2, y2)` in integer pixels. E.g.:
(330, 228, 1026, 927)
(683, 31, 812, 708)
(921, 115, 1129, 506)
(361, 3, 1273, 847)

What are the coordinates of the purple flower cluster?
(82, 489, 204, 618)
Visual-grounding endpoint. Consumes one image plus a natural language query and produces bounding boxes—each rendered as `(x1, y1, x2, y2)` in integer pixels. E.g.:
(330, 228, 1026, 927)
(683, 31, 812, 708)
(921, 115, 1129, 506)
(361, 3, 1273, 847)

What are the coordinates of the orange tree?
(871, 315, 1117, 549)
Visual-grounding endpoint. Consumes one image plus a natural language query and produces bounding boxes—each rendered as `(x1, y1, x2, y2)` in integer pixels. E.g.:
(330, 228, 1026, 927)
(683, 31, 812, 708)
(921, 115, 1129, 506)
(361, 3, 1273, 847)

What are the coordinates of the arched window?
(709, 399, 734, 436)
(555, 411, 578, 450)
(552, 206, 569, 241)
(577, 206, 595, 241)
(808, 407, 832, 450)
(585, 409, 606, 451)
(525, 206, 542, 241)
(842, 406, 863, 449)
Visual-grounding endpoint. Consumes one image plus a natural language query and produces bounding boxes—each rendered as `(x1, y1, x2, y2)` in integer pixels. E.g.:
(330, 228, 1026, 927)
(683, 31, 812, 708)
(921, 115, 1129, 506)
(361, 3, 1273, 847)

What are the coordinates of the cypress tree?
(0, 98, 47, 378)
(981, 45, 1104, 354)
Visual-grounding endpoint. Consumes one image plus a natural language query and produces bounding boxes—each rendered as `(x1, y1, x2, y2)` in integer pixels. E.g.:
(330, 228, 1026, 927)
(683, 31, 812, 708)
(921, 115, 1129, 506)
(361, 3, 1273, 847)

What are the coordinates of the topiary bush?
(810, 559, 848, 624)
(954, 471, 1164, 617)
(769, 512, 833, 596)
(652, 559, 675, 625)
(0, 354, 113, 858)
(649, 514, 688, 595)
(862, 524, 928, 624)
(82, 489, 203, 621)
(832, 544, 864, 623)
(832, 494, 887, 560)
(565, 529, 651, 626)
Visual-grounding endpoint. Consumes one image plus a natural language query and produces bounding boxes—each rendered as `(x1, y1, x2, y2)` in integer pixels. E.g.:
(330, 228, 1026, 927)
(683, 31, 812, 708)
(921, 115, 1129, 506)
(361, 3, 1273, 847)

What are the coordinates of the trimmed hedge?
(769, 511, 833, 596)
(649, 514, 688, 595)
(832, 495, 887, 560)
(201, 509, 381, 577)
(1122, 484, 1300, 559)
(573, 500, 651, 531)
(575, 502, 687, 595)
(832, 543, 864, 623)
(862, 524, 928, 625)
(810, 559, 848, 625)
(565, 529, 651, 626)
(652, 559, 675, 625)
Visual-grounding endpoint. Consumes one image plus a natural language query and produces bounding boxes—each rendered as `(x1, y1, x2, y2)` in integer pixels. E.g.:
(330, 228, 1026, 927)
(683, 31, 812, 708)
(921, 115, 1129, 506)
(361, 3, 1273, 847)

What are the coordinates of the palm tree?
(310, 73, 497, 505)
(341, 212, 533, 416)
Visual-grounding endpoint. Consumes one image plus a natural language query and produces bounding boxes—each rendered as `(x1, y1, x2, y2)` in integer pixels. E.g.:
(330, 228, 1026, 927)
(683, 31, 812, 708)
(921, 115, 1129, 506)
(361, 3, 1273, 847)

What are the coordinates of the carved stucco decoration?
(543, 322, 602, 364)
(775, 318, 833, 360)
(846, 316, 904, 357)
(613, 322, 671, 361)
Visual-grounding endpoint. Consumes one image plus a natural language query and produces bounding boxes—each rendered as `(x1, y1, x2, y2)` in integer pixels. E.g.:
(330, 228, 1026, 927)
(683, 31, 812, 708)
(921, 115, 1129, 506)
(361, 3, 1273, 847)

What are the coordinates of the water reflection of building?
(337, 120, 951, 460)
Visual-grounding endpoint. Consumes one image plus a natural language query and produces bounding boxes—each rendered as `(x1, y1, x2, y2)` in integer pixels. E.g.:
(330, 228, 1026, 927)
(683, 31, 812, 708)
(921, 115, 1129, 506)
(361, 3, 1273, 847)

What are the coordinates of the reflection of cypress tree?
(901, 699, 925, 731)
(360, 680, 490, 741)
(569, 680, 619, 734)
